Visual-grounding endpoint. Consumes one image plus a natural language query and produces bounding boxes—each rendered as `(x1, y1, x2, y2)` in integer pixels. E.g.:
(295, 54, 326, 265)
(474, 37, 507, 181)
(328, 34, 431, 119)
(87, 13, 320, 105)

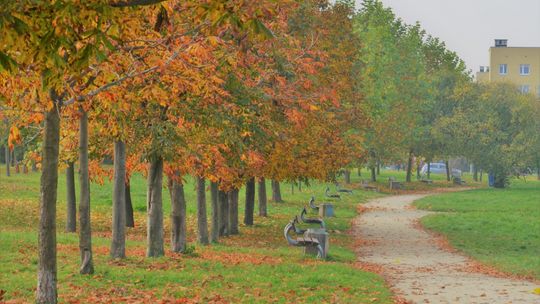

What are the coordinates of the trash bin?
(488, 173, 495, 187)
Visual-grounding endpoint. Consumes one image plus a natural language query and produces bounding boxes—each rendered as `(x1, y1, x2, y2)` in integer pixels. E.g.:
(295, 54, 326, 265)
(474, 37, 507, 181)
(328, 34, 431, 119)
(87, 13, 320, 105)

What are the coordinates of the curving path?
(353, 194, 539, 304)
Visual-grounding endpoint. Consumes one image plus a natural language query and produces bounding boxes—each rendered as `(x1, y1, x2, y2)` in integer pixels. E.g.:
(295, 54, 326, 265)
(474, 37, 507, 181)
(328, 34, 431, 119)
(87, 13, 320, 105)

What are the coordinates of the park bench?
(452, 176, 466, 185)
(360, 179, 378, 191)
(335, 183, 353, 194)
(452, 171, 466, 185)
(420, 179, 433, 184)
(300, 207, 326, 229)
(292, 216, 307, 234)
(295, 213, 330, 258)
(388, 177, 402, 190)
(309, 196, 335, 217)
(284, 219, 323, 258)
(309, 196, 319, 211)
(325, 186, 341, 199)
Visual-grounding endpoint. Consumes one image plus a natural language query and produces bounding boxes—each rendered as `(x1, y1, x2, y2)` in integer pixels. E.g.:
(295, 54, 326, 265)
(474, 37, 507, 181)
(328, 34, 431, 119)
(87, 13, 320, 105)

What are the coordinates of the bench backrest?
(283, 221, 298, 246)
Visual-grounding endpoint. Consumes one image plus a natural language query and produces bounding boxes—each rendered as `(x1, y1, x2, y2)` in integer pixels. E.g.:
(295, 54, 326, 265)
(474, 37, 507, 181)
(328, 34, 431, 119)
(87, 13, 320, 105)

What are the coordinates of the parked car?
(420, 163, 461, 176)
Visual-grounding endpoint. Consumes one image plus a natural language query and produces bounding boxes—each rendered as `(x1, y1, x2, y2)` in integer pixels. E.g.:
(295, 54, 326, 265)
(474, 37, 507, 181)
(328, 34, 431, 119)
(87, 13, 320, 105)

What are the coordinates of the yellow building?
(476, 39, 540, 99)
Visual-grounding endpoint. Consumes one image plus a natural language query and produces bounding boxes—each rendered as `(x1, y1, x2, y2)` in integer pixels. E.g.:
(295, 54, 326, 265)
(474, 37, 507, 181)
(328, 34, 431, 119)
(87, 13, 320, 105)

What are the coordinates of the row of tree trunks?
(218, 189, 228, 236)
(271, 179, 282, 202)
(146, 157, 164, 257)
(36, 97, 60, 304)
(5, 144, 10, 176)
(65, 162, 77, 233)
(125, 180, 134, 228)
(78, 108, 94, 275)
(406, 150, 413, 182)
(228, 189, 239, 235)
(258, 177, 267, 216)
(111, 140, 126, 259)
(343, 170, 351, 184)
(537, 160, 540, 180)
(244, 177, 255, 226)
(210, 181, 219, 243)
(196, 177, 209, 244)
(169, 173, 187, 253)
(445, 160, 451, 181)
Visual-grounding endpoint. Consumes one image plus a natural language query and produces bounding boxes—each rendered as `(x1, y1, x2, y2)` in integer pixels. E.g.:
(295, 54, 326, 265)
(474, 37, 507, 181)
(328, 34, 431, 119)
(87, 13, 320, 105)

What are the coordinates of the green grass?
(414, 178, 540, 279)
(0, 169, 393, 303)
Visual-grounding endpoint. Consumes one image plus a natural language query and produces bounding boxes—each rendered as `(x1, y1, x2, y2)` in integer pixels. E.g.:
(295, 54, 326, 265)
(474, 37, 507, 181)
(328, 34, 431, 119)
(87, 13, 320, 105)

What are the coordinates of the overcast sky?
(355, 0, 540, 73)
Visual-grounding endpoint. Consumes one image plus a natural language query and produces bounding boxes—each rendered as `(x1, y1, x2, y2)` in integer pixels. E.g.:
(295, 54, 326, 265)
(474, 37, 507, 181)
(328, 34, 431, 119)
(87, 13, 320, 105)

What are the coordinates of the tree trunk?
(376, 161, 380, 175)
(416, 163, 421, 180)
(78, 108, 94, 275)
(537, 160, 540, 180)
(196, 176, 209, 244)
(125, 180, 134, 228)
(147, 157, 164, 257)
(228, 188, 239, 235)
(427, 162, 431, 179)
(271, 180, 283, 203)
(14, 148, 19, 173)
(406, 150, 413, 182)
(480, 170, 483, 182)
(210, 181, 219, 242)
(32, 160, 38, 172)
(343, 170, 351, 184)
(473, 165, 478, 182)
(258, 177, 267, 217)
(244, 177, 255, 226)
(36, 98, 60, 304)
(445, 160, 451, 182)
(65, 162, 76, 233)
(218, 189, 228, 236)
(111, 140, 126, 259)
(169, 175, 187, 253)
(5, 144, 10, 177)
(370, 166, 376, 182)
(357, 167, 361, 176)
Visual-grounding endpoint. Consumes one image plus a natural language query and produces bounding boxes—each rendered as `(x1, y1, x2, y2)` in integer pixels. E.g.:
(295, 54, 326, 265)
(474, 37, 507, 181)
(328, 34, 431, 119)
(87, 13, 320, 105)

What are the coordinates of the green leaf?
(252, 19, 274, 39)
(0, 51, 17, 72)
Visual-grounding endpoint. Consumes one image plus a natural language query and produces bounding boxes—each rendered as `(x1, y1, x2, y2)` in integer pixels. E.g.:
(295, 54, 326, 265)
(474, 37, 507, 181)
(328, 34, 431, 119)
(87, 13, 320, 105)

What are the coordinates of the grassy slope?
(414, 179, 540, 279)
(0, 170, 395, 303)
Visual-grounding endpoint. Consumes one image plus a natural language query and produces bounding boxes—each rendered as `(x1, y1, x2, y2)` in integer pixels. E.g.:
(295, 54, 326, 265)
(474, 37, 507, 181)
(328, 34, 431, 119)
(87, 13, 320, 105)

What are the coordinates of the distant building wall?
(476, 71, 489, 83)
(488, 46, 540, 98)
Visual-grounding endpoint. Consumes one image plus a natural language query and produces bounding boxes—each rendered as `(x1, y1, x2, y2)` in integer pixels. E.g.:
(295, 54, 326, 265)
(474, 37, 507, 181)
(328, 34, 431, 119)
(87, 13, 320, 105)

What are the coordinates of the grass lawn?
(0, 169, 395, 303)
(414, 178, 540, 280)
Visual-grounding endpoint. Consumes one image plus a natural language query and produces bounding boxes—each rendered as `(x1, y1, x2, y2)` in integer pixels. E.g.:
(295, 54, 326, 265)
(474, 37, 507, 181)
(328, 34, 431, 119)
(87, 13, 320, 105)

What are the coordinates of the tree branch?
(61, 22, 208, 106)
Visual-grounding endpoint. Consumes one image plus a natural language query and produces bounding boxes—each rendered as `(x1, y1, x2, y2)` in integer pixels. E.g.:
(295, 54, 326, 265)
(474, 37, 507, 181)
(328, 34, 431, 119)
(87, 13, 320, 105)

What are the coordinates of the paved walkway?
(353, 194, 540, 304)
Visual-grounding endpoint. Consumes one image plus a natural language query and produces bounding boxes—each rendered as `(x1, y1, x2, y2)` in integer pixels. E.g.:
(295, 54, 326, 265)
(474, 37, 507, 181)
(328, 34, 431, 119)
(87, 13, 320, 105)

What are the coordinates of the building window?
(520, 64, 530, 75)
(519, 85, 530, 94)
(499, 64, 507, 75)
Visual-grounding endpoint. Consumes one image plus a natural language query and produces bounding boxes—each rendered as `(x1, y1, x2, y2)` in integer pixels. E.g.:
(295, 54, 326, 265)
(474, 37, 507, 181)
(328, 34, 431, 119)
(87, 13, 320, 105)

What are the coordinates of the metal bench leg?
(316, 244, 324, 259)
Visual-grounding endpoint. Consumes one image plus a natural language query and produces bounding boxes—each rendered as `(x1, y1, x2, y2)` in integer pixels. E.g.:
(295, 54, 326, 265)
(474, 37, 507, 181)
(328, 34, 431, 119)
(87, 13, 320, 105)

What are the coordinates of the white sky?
(355, 0, 540, 73)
